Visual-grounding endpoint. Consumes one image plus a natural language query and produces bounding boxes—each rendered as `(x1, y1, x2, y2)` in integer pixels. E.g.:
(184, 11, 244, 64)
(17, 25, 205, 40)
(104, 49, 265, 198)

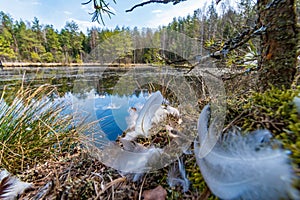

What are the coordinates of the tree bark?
(257, 0, 298, 90)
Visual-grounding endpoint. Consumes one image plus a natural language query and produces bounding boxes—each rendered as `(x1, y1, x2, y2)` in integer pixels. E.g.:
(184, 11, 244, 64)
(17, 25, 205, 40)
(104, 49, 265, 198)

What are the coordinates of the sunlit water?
(0, 66, 201, 141)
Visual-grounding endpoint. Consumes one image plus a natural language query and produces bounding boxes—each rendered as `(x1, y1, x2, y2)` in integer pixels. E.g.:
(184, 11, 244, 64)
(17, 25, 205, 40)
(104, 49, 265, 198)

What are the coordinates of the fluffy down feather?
(194, 104, 299, 200)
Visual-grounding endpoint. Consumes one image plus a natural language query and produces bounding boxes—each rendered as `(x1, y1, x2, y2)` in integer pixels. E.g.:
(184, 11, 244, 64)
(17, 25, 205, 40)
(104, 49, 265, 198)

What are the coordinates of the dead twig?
(139, 174, 147, 200)
(223, 110, 249, 133)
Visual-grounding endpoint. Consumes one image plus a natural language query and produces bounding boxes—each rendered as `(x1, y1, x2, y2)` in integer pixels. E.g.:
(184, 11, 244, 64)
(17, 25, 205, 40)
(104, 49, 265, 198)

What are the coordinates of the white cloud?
(64, 11, 72, 15)
(102, 103, 121, 110)
(31, 0, 41, 5)
(152, 9, 162, 14)
(81, 4, 93, 13)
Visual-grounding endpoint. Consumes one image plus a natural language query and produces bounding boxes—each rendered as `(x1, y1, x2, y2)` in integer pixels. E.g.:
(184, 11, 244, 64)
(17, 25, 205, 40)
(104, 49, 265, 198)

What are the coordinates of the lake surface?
(0, 66, 203, 141)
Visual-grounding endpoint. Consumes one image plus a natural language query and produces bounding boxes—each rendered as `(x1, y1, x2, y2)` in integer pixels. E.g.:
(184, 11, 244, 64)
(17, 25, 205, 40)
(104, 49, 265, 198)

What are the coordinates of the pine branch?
(83, 0, 116, 25)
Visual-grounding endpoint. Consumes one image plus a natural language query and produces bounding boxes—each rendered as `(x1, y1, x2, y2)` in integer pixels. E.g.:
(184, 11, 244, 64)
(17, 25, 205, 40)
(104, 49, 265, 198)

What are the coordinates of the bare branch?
(126, 0, 186, 12)
(82, 0, 93, 5)
(186, 25, 267, 74)
(220, 25, 266, 55)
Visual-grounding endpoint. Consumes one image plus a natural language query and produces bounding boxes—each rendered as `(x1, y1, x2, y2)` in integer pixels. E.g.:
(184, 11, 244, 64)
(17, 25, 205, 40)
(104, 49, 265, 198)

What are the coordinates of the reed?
(0, 84, 79, 173)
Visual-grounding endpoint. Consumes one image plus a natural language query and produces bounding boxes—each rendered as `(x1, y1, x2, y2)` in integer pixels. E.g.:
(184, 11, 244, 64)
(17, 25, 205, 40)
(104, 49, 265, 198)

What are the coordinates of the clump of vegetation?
(226, 86, 300, 165)
(185, 155, 218, 200)
(0, 84, 79, 173)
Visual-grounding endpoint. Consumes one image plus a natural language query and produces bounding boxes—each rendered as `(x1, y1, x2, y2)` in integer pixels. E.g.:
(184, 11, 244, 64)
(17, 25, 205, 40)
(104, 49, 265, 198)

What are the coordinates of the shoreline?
(0, 62, 156, 68)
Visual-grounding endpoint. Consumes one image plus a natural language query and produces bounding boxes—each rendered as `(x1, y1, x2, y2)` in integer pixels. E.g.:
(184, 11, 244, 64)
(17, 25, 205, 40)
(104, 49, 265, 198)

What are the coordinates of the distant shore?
(0, 62, 153, 68)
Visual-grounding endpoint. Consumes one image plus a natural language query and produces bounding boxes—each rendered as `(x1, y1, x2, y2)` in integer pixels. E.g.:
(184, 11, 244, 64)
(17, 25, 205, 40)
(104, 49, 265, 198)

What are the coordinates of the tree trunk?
(257, 0, 298, 90)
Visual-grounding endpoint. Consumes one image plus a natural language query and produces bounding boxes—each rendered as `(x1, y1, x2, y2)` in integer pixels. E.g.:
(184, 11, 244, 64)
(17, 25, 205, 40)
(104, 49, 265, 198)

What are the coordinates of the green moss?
(227, 86, 300, 165)
(185, 156, 219, 200)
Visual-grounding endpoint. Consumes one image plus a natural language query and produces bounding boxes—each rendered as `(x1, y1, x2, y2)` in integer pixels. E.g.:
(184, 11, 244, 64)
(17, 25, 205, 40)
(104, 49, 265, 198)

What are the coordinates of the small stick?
(138, 174, 147, 200)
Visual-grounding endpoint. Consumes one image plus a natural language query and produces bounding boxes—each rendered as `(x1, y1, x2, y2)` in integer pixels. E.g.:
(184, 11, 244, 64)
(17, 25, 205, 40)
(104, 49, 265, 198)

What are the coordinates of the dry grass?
(19, 147, 215, 200)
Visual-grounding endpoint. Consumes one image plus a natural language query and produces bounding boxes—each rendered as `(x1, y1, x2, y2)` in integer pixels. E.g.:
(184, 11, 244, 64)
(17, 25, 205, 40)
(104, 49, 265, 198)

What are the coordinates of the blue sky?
(0, 0, 210, 32)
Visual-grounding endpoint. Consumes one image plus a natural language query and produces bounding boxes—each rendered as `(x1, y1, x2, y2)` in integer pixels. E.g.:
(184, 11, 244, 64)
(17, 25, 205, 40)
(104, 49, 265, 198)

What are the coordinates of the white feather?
(294, 96, 300, 114)
(126, 107, 139, 130)
(151, 105, 180, 124)
(123, 91, 180, 141)
(122, 131, 139, 140)
(0, 169, 32, 200)
(194, 104, 300, 200)
(151, 106, 168, 124)
(102, 141, 163, 174)
(167, 157, 190, 192)
(135, 91, 164, 137)
(166, 105, 180, 117)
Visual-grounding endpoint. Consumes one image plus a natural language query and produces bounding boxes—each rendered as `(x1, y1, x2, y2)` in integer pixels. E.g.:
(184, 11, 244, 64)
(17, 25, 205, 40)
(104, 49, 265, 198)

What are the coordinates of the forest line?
(0, 1, 257, 68)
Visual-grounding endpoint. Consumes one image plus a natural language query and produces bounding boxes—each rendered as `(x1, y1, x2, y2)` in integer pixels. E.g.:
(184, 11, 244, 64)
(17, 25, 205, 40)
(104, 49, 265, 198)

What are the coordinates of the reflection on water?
(71, 88, 169, 141)
(94, 89, 150, 140)
(0, 66, 202, 141)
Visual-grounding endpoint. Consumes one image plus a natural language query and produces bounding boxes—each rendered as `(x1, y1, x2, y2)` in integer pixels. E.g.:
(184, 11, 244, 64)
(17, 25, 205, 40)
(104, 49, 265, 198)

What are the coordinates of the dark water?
(0, 66, 202, 141)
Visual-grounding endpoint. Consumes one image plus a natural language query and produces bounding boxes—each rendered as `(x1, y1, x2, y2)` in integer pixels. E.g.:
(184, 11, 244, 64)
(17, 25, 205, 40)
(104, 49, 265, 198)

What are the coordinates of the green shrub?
(30, 52, 41, 62)
(41, 52, 54, 63)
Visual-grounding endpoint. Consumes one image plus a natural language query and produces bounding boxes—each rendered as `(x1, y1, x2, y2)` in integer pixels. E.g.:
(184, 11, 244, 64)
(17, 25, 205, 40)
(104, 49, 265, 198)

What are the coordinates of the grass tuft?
(0, 84, 79, 173)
